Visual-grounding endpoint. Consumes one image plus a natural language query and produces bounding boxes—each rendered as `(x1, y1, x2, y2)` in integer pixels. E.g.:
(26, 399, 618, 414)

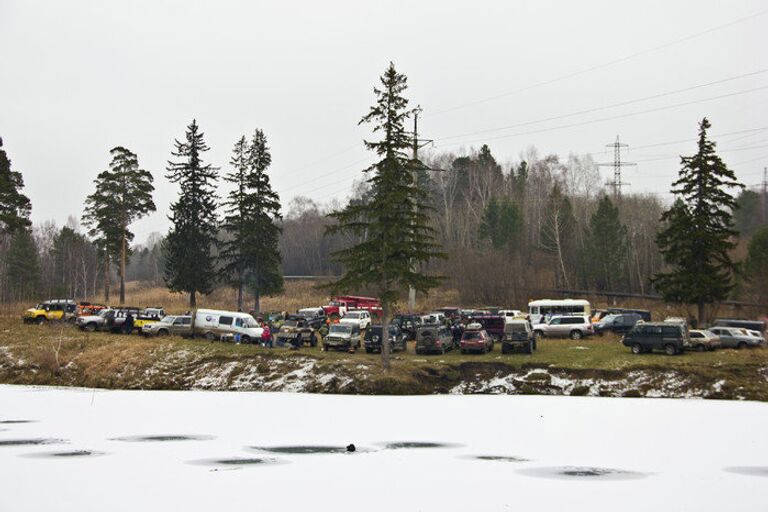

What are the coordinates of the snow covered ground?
(1, 385, 766, 511)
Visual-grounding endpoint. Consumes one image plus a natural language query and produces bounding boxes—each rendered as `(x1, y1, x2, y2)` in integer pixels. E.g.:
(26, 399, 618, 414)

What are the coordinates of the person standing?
(123, 312, 134, 335)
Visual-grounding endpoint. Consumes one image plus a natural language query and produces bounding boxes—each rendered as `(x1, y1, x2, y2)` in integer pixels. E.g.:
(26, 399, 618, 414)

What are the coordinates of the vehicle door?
(171, 317, 190, 335)
(645, 325, 663, 349)
(661, 325, 682, 350)
(218, 315, 234, 336)
(711, 328, 734, 348)
(547, 317, 563, 336)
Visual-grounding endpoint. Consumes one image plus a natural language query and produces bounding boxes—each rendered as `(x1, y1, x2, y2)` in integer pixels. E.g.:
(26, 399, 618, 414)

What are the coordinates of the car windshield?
(99, 310, 112, 318)
(462, 331, 482, 340)
(160, 316, 175, 324)
(506, 324, 527, 333)
(601, 314, 619, 323)
(283, 320, 299, 327)
(330, 325, 352, 334)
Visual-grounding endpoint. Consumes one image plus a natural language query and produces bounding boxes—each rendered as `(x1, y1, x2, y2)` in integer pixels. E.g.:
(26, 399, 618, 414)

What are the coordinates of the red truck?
(323, 295, 382, 321)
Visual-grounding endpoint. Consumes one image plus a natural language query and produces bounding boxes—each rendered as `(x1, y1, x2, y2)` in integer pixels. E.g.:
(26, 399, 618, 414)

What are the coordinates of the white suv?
(339, 310, 372, 330)
(534, 315, 594, 340)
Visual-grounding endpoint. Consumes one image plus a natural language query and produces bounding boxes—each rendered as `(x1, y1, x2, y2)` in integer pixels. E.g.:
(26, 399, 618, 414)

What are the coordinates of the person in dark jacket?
(123, 313, 134, 335)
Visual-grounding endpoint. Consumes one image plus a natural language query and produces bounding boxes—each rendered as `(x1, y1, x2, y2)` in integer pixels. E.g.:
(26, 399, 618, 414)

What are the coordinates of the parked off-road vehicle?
(460, 323, 494, 354)
(276, 315, 320, 347)
(534, 315, 594, 340)
(501, 320, 536, 354)
(467, 314, 505, 343)
(593, 312, 642, 335)
(687, 329, 721, 351)
(23, 299, 77, 324)
(622, 322, 687, 355)
(142, 315, 192, 337)
(415, 324, 454, 355)
(364, 325, 408, 354)
(322, 323, 362, 351)
(391, 314, 422, 340)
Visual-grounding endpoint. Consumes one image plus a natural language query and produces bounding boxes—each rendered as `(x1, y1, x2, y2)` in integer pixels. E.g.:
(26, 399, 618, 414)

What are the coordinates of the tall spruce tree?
(653, 118, 744, 323)
(0, 137, 32, 237)
(326, 62, 444, 369)
(584, 195, 627, 291)
(3, 228, 40, 301)
(220, 130, 283, 312)
(164, 120, 219, 307)
(83, 147, 155, 304)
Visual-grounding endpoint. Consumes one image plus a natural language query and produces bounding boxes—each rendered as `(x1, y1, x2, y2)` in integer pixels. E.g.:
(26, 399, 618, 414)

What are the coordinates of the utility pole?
(407, 106, 432, 313)
(598, 135, 636, 199)
(761, 166, 767, 224)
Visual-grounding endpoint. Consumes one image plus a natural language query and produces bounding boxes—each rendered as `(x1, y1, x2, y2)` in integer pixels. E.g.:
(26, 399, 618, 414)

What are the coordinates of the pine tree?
(479, 197, 521, 250)
(164, 120, 219, 307)
(653, 118, 744, 323)
(326, 62, 444, 369)
(3, 228, 40, 300)
(0, 137, 32, 237)
(83, 147, 155, 304)
(584, 195, 627, 291)
(220, 130, 283, 312)
(745, 226, 768, 305)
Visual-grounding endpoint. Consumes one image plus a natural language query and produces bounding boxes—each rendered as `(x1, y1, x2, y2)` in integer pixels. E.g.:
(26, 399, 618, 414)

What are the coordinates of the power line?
(434, 69, 768, 142)
(598, 136, 636, 198)
(426, 8, 768, 117)
(433, 84, 768, 150)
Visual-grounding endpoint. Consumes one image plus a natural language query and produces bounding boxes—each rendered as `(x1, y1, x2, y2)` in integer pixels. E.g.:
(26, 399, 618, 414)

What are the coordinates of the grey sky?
(1, 0, 766, 242)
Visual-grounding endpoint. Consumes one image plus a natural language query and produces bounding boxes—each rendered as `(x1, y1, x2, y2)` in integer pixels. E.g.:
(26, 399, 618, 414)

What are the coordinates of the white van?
(498, 309, 523, 323)
(193, 309, 264, 343)
(527, 299, 591, 325)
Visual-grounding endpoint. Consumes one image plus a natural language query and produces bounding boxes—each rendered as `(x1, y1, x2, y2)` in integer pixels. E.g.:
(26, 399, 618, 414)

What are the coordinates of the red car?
(460, 324, 494, 354)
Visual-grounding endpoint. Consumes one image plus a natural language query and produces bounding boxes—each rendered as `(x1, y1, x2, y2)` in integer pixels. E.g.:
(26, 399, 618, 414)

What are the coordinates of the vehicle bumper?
(460, 342, 486, 351)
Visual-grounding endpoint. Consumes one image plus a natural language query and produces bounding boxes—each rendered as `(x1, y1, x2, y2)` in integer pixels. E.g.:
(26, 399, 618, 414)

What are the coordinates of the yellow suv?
(23, 299, 77, 324)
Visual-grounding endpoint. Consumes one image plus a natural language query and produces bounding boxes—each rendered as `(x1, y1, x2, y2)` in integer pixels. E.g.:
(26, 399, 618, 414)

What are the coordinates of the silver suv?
(534, 315, 594, 340)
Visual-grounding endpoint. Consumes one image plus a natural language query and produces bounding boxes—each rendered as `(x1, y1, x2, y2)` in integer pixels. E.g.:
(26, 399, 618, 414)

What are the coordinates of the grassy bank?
(1, 318, 766, 400)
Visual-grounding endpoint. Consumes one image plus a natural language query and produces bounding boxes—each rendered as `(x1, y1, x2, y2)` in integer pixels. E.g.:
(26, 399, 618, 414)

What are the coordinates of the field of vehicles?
(16, 296, 766, 358)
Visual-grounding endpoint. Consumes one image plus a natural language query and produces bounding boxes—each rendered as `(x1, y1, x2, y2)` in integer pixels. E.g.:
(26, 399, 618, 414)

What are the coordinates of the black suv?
(594, 313, 642, 335)
(391, 314, 422, 341)
(622, 322, 687, 355)
(364, 325, 408, 354)
(415, 324, 454, 355)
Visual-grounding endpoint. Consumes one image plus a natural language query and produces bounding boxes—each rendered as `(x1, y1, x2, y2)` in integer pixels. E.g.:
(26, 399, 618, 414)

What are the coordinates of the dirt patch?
(519, 466, 649, 480)
(0, 438, 65, 447)
(110, 434, 214, 442)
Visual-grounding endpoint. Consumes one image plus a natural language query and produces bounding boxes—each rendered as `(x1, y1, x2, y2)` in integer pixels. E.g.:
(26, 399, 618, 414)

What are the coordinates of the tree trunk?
(253, 267, 260, 314)
(119, 228, 126, 305)
(104, 253, 111, 303)
(698, 300, 705, 328)
(380, 299, 390, 371)
(190, 290, 196, 308)
(237, 277, 244, 312)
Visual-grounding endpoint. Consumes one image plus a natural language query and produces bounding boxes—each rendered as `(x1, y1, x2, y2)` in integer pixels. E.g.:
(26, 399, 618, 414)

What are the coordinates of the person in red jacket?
(261, 322, 272, 348)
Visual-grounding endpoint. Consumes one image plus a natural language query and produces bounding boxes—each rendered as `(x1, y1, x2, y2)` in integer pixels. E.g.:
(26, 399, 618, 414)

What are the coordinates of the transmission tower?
(598, 135, 636, 199)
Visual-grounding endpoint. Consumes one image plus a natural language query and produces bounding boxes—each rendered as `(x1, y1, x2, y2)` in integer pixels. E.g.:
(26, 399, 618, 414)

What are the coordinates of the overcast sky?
(1, 0, 766, 242)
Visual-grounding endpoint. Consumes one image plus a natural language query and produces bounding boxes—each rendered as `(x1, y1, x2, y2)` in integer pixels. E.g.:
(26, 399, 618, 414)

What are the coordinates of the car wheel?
(501, 345, 509, 354)
(525, 342, 532, 354)
(241, 335, 251, 344)
(365, 347, 372, 354)
(205, 332, 217, 342)
(696, 344, 705, 352)
(158, 329, 169, 337)
(631, 343, 642, 355)
(570, 330, 583, 340)
(461, 349, 466, 354)
(35, 316, 46, 325)
(84, 322, 97, 332)
(534, 330, 544, 338)
(664, 344, 676, 356)
(737, 341, 747, 350)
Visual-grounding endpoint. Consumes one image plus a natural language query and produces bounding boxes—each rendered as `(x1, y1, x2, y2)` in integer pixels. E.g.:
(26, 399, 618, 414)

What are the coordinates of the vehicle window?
(690, 332, 702, 338)
(180, 318, 191, 325)
(235, 318, 244, 327)
(647, 326, 662, 335)
(662, 326, 679, 337)
(550, 318, 561, 325)
(219, 316, 233, 326)
(462, 331, 481, 340)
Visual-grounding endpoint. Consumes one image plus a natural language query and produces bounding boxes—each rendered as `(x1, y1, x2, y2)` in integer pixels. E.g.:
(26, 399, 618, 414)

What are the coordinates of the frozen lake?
(1, 385, 766, 511)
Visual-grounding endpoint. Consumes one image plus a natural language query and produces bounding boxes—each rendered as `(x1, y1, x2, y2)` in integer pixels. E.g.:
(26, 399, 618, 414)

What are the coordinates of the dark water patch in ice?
(110, 434, 214, 443)
(0, 438, 65, 447)
(724, 466, 768, 477)
(251, 445, 371, 455)
(463, 455, 529, 462)
(22, 450, 105, 459)
(189, 457, 287, 468)
(382, 441, 461, 450)
(519, 466, 648, 481)
(0, 420, 35, 424)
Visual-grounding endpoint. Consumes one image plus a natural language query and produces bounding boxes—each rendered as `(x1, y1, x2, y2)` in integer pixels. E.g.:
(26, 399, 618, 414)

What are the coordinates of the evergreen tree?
(653, 118, 744, 323)
(0, 137, 32, 236)
(220, 130, 283, 312)
(3, 228, 40, 300)
(479, 197, 522, 250)
(584, 195, 627, 291)
(326, 63, 444, 369)
(164, 120, 219, 307)
(83, 147, 155, 304)
(745, 225, 768, 304)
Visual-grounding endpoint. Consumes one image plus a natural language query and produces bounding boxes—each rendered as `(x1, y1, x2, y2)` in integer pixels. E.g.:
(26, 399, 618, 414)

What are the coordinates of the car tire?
(570, 330, 583, 340)
(696, 344, 705, 352)
(84, 322, 97, 332)
(35, 316, 46, 325)
(501, 345, 509, 354)
(158, 329, 169, 337)
(631, 343, 642, 355)
(737, 341, 747, 350)
(534, 330, 544, 338)
(525, 342, 533, 354)
(205, 332, 217, 342)
(461, 349, 466, 354)
(664, 344, 676, 356)
(241, 335, 251, 344)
